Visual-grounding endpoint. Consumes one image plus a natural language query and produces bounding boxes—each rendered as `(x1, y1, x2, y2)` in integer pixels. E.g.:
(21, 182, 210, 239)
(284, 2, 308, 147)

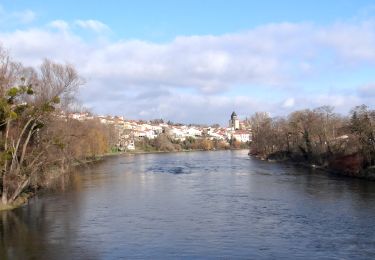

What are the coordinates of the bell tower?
(229, 111, 240, 130)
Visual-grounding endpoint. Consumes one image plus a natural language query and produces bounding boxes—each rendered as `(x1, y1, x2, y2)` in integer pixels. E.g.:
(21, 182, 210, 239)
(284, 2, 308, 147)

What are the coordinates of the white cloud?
(358, 83, 375, 97)
(318, 20, 375, 63)
(1, 18, 375, 123)
(75, 19, 110, 33)
(12, 9, 36, 24)
(282, 98, 295, 108)
(49, 20, 70, 31)
(0, 6, 36, 25)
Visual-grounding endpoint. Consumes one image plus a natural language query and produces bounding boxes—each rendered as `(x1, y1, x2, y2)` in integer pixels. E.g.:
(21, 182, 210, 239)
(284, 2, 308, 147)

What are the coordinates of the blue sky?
(3, 0, 374, 40)
(1, 0, 375, 124)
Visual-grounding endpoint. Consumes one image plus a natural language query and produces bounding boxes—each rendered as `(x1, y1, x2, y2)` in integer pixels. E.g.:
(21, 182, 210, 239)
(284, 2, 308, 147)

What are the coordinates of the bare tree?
(350, 105, 375, 167)
(249, 105, 374, 173)
(0, 53, 82, 205)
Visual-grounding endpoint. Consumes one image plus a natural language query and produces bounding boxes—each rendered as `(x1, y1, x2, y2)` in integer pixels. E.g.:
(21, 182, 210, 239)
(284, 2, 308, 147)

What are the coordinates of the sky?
(1, 0, 375, 124)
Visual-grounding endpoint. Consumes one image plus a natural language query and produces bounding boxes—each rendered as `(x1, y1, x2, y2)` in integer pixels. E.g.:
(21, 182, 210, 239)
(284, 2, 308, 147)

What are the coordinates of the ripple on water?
(3, 150, 375, 259)
(146, 165, 192, 174)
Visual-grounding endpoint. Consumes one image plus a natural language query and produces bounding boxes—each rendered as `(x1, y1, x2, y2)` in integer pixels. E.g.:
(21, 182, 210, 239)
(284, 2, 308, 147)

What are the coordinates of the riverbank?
(0, 194, 30, 211)
(0, 155, 112, 211)
(250, 153, 375, 181)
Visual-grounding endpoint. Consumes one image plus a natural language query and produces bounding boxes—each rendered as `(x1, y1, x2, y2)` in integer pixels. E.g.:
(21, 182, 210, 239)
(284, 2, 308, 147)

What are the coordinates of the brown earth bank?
(249, 151, 375, 181)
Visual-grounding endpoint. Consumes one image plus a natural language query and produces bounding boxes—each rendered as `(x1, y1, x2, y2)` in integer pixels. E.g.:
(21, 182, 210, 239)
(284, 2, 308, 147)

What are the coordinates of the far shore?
(77, 147, 249, 165)
(249, 154, 375, 181)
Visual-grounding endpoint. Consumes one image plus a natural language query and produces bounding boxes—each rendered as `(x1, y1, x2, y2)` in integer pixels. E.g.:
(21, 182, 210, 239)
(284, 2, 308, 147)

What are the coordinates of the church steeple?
(229, 111, 240, 130)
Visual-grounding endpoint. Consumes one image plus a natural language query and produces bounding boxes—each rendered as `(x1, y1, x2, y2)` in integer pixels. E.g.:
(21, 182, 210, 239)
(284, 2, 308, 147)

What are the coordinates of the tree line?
(135, 134, 247, 152)
(0, 47, 116, 207)
(249, 105, 375, 177)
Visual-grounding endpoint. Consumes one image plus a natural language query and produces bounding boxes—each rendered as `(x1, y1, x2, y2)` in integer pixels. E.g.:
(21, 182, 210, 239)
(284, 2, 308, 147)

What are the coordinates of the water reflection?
(0, 197, 99, 259)
(1, 150, 375, 259)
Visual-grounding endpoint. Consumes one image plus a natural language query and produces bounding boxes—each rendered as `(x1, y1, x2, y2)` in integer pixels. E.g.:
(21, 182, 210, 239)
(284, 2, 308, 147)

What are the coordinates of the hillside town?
(67, 111, 252, 151)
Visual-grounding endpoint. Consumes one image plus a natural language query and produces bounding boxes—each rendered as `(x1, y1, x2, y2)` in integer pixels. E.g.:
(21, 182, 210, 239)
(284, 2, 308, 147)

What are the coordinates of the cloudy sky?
(1, 0, 375, 124)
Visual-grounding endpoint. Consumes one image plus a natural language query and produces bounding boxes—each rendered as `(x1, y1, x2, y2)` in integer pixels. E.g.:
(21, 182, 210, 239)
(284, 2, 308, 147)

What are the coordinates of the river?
(1, 150, 375, 259)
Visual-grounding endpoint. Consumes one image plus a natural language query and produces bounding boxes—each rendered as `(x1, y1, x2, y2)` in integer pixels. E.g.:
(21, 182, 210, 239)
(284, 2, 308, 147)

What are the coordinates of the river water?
(1, 150, 375, 259)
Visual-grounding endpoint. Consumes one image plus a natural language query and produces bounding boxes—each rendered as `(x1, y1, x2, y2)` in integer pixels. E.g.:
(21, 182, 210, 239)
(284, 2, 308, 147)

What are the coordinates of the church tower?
(229, 111, 240, 130)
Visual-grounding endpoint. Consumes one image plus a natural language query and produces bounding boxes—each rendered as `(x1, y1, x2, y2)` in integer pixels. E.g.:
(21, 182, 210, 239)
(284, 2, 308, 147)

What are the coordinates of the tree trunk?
(1, 185, 8, 205)
(9, 178, 29, 203)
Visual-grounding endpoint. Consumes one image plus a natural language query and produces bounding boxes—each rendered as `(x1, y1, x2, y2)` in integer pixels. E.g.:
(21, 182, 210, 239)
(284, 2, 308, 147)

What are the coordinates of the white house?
(187, 127, 202, 137)
(232, 130, 251, 143)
